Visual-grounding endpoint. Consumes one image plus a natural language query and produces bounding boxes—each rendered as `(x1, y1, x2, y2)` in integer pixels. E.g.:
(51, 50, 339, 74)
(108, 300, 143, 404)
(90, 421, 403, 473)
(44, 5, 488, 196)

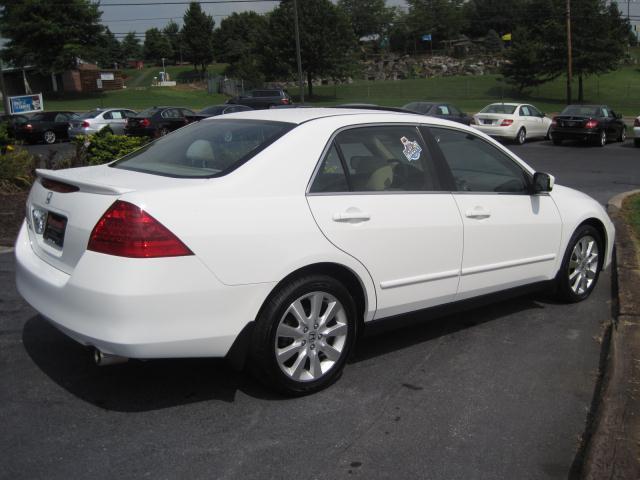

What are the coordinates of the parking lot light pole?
(566, 0, 573, 105)
(293, 0, 304, 103)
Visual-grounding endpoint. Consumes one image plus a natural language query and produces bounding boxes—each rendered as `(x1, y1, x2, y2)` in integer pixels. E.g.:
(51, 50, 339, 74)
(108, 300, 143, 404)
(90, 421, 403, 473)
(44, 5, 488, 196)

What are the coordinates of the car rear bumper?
(15, 222, 275, 359)
(473, 124, 519, 139)
(550, 128, 599, 141)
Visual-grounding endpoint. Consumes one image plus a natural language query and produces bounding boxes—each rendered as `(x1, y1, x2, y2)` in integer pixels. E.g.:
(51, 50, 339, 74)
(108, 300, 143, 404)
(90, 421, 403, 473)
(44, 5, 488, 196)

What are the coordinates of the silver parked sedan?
(69, 108, 137, 138)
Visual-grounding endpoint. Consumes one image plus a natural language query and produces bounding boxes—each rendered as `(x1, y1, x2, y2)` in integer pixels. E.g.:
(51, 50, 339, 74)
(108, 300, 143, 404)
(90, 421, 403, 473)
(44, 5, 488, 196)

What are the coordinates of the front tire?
(556, 225, 603, 303)
(250, 275, 357, 396)
(618, 126, 626, 143)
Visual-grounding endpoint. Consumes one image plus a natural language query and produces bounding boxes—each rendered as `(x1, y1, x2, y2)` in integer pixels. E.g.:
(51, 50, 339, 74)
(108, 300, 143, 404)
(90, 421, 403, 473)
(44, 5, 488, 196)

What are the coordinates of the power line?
(96, 0, 277, 5)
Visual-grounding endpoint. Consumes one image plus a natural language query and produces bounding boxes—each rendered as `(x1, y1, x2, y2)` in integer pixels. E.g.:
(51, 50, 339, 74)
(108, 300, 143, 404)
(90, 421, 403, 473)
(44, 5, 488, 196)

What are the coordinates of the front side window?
(112, 119, 294, 178)
(430, 127, 529, 194)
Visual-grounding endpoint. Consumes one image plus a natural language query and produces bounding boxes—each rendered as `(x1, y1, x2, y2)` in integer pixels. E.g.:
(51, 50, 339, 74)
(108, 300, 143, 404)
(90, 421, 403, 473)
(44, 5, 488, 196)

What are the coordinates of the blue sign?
(422, 34, 432, 41)
(9, 93, 43, 114)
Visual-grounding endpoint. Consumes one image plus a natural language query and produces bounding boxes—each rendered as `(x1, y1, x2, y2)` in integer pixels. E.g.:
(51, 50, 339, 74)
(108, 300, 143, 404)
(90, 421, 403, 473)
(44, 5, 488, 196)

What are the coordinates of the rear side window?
(310, 125, 438, 193)
(112, 119, 294, 178)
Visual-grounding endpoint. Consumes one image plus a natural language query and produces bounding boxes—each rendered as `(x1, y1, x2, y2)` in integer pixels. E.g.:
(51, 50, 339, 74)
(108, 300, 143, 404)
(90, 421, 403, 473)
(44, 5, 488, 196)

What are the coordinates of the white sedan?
(473, 103, 553, 144)
(15, 108, 614, 395)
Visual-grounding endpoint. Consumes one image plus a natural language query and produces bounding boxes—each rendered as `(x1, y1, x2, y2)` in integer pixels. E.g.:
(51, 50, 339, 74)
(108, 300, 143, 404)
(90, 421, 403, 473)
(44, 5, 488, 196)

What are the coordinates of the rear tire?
(595, 129, 606, 147)
(618, 126, 626, 143)
(515, 127, 526, 145)
(158, 127, 169, 137)
(249, 274, 357, 396)
(43, 130, 56, 144)
(556, 224, 603, 303)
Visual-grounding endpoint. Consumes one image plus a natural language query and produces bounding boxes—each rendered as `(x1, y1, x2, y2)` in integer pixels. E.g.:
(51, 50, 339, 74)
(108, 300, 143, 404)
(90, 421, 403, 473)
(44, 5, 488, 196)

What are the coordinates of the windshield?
(79, 110, 101, 119)
(560, 105, 600, 116)
(111, 119, 295, 178)
(480, 104, 517, 114)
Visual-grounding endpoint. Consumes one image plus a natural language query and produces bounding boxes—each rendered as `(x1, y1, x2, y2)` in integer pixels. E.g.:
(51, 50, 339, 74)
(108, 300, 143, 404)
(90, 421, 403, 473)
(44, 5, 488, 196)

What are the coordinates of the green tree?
(462, 0, 524, 38)
(121, 32, 142, 62)
(571, 0, 631, 102)
(181, 2, 215, 75)
(266, 0, 357, 97)
(95, 27, 124, 69)
(143, 28, 173, 65)
(405, 0, 466, 48)
(500, 28, 553, 93)
(485, 29, 503, 53)
(213, 11, 269, 84)
(337, 0, 393, 38)
(163, 20, 182, 64)
(0, 0, 103, 74)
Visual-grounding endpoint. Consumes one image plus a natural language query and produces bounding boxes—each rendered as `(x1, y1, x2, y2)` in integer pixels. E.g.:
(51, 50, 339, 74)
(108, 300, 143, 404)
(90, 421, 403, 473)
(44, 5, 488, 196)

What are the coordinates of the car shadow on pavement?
(21, 315, 282, 411)
(22, 290, 551, 412)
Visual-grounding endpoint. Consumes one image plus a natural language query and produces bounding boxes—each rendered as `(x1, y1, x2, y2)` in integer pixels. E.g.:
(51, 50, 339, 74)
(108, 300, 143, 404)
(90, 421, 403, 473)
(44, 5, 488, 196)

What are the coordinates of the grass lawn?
(39, 61, 640, 116)
(623, 193, 640, 245)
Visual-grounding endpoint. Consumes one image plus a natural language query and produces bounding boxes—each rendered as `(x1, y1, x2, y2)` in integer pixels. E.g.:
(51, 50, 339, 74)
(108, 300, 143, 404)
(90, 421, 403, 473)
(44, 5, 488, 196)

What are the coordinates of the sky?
(95, 0, 640, 40)
(99, 0, 408, 38)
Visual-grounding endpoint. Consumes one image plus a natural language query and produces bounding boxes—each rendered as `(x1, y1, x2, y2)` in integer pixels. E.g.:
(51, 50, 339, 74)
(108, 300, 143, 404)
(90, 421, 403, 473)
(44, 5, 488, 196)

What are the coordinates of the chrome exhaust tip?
(92, 348, 128, 366)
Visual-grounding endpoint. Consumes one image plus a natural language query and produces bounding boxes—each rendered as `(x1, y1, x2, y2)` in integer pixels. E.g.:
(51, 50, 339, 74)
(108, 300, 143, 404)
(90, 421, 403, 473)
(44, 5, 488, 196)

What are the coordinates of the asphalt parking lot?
(2, 138, 639, 480)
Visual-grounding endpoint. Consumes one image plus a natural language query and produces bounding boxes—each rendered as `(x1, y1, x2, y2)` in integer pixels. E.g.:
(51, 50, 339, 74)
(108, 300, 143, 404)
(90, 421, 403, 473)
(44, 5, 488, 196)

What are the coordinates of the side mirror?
(533, 172, 554, 193)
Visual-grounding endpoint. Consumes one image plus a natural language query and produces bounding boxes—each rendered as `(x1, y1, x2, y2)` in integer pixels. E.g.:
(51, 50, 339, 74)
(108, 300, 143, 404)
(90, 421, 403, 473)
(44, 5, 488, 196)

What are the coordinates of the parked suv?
(124, 106, 196, 138)
(69, 108, 137, 138)
(226, 89, 291, 110)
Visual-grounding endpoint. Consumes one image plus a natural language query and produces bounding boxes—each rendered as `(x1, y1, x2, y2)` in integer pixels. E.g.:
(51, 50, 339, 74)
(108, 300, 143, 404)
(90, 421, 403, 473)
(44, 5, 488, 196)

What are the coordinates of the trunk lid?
(554, 115, 590, 129)
(26, 165, 201, 274)
(475, 114, 514, 126)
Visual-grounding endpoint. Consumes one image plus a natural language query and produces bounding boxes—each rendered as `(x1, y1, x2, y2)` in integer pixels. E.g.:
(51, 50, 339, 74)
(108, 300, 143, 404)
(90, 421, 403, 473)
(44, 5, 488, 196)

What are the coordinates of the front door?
(306, 125, 463, 319)
(427, 126, 562, 299)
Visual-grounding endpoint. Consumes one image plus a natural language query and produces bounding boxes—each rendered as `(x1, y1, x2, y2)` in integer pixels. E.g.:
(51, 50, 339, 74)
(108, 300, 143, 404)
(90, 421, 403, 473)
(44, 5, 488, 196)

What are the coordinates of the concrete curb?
(581, 191, 640, 479)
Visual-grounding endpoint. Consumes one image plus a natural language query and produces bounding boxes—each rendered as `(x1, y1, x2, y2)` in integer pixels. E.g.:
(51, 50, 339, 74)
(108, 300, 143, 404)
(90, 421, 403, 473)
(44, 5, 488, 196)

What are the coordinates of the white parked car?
(634, 116, 640, 147)
(473, 103, 553, 144)
(15, 108, 614, 395)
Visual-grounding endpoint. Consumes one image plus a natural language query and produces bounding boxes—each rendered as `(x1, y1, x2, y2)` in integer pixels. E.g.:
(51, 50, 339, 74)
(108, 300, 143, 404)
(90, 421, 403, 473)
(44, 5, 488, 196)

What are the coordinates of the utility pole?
(0, 60, 10, 114)
(566, 0, 572, 105)
(293, 0, 304, 103)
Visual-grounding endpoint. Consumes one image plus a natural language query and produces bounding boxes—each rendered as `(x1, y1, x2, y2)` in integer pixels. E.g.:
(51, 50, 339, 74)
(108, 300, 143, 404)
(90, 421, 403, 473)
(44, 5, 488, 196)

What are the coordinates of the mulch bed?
(0, 192, 28, 246)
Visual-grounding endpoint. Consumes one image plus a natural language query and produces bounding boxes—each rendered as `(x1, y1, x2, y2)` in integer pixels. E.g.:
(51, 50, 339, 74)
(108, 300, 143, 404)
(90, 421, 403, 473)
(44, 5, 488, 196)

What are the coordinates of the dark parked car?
(549, 104, 626, 146)
(13, 111, 79, 144)
(124, 106, 196, 137)
(402, 102, 473, 125)
(0, 113, 30, 137)
(189, 104, 253, 121)
(226, 89, 291, 110)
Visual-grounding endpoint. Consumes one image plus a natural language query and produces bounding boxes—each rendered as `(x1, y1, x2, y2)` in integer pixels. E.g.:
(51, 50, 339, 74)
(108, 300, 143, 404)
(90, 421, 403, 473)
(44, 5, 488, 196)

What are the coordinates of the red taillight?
(140, 118, 150, 127)
(585, 119, 599, 129)
(81, 121, 90, 128)
(551, 117, 558, 126)
(634, 118, 640, 127)
(25, 123, 33, 131)
(500, 119, 513, 126)
(281, 98, 290, 104)
(88, 201, 193, 258)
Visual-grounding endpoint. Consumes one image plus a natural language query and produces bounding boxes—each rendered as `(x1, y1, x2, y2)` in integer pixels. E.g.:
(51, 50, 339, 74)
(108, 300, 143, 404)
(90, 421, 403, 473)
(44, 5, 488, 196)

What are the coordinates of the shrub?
(72, 131, 150, 166)
(0, 147, 37, 192)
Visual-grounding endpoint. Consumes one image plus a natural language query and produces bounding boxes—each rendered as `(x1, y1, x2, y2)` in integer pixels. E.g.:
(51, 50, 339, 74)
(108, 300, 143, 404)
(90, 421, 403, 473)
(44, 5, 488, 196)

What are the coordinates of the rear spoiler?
(36, 169, 134, 196)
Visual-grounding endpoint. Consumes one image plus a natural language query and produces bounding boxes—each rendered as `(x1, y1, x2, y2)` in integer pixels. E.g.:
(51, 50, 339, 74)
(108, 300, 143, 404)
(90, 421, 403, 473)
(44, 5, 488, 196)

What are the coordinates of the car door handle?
(332, 211, 371, 222)
(465, 208, 491, 219)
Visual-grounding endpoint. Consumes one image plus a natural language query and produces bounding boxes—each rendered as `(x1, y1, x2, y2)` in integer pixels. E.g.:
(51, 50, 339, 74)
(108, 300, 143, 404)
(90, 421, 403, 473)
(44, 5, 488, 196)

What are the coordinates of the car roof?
(202, 107, 430, 125)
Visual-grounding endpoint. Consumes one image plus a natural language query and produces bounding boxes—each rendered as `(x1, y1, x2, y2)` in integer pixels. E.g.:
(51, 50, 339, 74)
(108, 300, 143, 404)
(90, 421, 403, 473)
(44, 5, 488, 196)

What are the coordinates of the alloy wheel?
(274, 291, 348, 382)
(599, 130, 606, 146)
(568, 235, 599, 295)
(43, 130, 56, 144)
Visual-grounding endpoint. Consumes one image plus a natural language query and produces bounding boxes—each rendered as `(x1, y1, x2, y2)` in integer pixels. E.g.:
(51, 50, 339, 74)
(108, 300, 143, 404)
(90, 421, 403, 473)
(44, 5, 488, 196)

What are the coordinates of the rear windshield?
(79, 110, 101, 119)
(560, 105, 600, 116)
(135, 107, 161, 118)
(111, 119, 295, 178)
(480, 104, 516, 114)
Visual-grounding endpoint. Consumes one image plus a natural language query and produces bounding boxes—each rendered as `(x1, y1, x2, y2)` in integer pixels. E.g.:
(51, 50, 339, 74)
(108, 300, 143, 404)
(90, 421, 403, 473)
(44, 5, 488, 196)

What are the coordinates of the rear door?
(426, 126, 562, 299)
(306, 124, 463, 319)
